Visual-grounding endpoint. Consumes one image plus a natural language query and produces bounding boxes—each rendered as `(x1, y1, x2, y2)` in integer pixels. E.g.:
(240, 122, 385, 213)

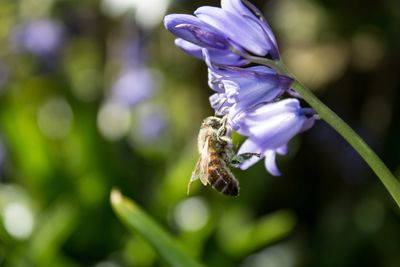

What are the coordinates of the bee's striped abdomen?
(207, 158, 239, 197)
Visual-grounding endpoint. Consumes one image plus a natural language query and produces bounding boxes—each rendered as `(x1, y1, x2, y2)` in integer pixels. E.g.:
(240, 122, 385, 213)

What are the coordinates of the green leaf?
(29, 198, 79, 266)
(110, 189, 205, 267)
(217, 208, 296, 256)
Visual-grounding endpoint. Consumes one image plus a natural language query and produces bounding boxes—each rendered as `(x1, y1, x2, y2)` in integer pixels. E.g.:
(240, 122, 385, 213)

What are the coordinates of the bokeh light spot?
(97, 101, 131, 141)
(2, 202, 34, 240)
(37, 96, 74, 140)
(271, 0, 326, 43)
(78, 173, 107, 206)
(241, 244, 296, 267)
(351, 30, 385, 71)
(101, 0, 170, 29)
(94, 261, 120, 267)
(173, 197, 209, 232)
(354, 198, 385, 233)
(283, 42, 348, 89)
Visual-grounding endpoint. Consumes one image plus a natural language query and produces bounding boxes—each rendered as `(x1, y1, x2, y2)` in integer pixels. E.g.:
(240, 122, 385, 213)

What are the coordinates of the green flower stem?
(246, 55, 400, 207)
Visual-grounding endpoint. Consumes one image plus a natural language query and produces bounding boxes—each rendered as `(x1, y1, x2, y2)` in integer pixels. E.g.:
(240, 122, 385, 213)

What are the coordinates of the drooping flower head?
(164, 0, 279, 66)
(164, 1, 317, 176)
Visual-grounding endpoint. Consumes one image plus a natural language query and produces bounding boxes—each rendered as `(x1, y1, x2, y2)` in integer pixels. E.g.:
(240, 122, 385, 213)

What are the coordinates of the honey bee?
(188, 116, 260, 197)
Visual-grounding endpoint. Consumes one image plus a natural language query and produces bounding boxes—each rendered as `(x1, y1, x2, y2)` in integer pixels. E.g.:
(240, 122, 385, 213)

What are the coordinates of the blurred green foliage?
(0, 0, 399, 267)
(111, 189, 205, 267)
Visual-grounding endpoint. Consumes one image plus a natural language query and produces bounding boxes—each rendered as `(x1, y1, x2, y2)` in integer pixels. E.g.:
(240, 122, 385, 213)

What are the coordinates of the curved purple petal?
(228, 74, 291, 114)
(236, 100, 306, 142)
(222, 0, 279, 59)
(245, 115, 303, 150)
(265, 150, 281, 176)
(164, 14, 230, 50)
(235, 99, 316, 175)
(195, 6, 271, 56)
(236, 98, 301, 128)
(209, 92, 233, 115)
(174, 38, 248, 66)
(205, 58, 293, 126)
(276, 144, 288, 155)
(237, 138, 262, 170)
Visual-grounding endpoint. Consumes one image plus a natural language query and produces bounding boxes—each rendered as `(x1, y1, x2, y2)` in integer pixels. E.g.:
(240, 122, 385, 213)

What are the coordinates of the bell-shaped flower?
(195, 0, 279, 59)
(236, 99, 316, 176)
(205, 51, 293, 127)
(164, 0, 280, 66)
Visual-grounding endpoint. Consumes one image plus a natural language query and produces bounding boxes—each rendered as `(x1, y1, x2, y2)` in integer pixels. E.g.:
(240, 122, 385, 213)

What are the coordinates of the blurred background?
(0, 0, 399, 266)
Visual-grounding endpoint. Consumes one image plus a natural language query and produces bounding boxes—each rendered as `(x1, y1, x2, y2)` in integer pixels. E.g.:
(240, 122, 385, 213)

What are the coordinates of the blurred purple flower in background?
(132, 105, 168, 143)
(107, 25, 158, 108)
(164, 0, 279, 66)
(164, 0, 317, 175)
(99, 23, 167, 144)
(110, 68, 157, 107)
(11, 19, 64, 57)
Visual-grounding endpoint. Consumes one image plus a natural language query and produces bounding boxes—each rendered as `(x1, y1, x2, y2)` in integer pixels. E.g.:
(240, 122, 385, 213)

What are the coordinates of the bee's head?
(202, 116, 223, 130)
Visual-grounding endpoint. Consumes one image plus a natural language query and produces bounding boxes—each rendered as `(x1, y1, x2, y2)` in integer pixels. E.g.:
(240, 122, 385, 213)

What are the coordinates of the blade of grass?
(110, 189, 205, 267)
(217, 209, 296, 257)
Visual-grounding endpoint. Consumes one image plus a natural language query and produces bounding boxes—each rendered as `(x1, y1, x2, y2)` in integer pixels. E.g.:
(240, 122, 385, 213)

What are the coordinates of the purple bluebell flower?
(11, 19, 64, 57)
(235, 99, 316, 175)
(164, 0, 279, 65)
(204, 50, 293, 127)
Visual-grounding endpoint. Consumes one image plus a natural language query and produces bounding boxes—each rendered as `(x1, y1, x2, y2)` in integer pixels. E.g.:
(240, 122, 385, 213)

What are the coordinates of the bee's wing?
(188, 135, 212, 195)
(198, 136, 211, 186)
(187, 158, 201, 195)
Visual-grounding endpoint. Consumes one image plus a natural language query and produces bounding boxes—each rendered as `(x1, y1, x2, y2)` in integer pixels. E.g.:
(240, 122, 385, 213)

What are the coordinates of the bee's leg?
(229, 153, 261, 167)
(188, 159, 201, 195)
(218, 135, 232, 144)
(216, 116, 229, 138)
